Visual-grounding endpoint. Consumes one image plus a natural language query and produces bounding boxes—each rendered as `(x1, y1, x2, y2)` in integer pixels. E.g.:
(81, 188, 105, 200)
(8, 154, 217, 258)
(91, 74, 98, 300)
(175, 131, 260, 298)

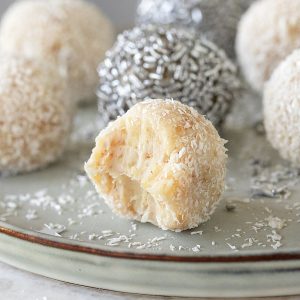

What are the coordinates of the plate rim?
(1, 221, 300, 263)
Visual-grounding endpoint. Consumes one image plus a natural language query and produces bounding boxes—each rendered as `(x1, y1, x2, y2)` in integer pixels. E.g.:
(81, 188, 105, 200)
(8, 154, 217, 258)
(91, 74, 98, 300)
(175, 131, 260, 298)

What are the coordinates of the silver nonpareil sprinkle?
(98, 25, 240, 126)
(136, 0, 255, 59)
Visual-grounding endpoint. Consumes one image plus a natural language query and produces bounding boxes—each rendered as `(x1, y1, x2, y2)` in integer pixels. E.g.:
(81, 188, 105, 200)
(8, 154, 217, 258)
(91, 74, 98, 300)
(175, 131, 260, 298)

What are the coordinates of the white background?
(0, 0, 138, 31)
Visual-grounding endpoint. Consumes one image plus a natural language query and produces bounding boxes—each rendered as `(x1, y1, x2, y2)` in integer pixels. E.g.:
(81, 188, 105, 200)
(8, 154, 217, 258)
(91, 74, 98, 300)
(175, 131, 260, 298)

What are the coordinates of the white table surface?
(0, 260, 155, 300)
(1, 260, 300, 300)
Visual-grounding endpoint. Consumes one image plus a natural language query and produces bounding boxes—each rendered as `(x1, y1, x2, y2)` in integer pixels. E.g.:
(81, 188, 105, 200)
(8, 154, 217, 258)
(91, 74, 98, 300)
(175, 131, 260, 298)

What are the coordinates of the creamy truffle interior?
(107, 175, 157, 221)
(91, 119, 169, 223)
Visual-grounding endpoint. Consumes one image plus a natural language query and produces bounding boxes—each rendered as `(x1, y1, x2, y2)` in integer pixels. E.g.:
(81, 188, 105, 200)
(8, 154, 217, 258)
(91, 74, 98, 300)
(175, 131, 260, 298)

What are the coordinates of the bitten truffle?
(236, 0, 300, 92)
(136, 0, 254, 59)
(264, 50, 300, 166)
(85, 99, 227, 231)
(0, 0, 114, 103)
(0, 55, 72, 176)
(98, 25, 240, 127)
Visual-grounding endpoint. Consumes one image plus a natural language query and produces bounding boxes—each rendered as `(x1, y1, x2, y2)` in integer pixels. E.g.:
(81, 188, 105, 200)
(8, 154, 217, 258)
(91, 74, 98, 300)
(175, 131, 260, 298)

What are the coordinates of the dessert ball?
(0, 0, 114, 103)
(0, 56, 72, 176)
(85, 99, 227, 231)
(136, 0, 254, 59)
(236, 0, 300, 92)
(264, 50, 300, 166)
(98, 25, 240, 127)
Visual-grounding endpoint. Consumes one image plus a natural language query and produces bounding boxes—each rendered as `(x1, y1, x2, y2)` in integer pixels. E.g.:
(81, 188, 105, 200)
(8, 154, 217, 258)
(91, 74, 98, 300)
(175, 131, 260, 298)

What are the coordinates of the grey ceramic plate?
(1, 94, 300, 298)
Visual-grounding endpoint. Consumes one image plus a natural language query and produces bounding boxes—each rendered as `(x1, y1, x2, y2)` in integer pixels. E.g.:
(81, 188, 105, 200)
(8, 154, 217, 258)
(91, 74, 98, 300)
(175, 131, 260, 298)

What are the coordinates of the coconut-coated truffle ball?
(264, 50, 300, 166)
(85, 99, 227, 231)
(0, 0, 114, 103)
(236, 0, 300, 92)
(0, 56, 72, 176)
(136, 0, 254, 59)
(98, 25, 240, 127)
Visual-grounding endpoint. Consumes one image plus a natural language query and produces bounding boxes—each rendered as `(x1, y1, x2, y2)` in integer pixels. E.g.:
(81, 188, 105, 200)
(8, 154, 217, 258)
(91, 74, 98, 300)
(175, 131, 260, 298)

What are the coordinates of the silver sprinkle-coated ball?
(136, 0, 254, 59)
(98, 25, 240, 127)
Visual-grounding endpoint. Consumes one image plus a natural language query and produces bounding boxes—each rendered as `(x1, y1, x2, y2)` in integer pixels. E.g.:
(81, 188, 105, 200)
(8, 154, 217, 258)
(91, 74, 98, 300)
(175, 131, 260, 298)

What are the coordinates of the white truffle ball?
(0, 0, 114, 103)
(85, 99, 227, 231)
(236, 0, 300, 92)
(0, 56, 72, 176)
(264, 50, 300, 165)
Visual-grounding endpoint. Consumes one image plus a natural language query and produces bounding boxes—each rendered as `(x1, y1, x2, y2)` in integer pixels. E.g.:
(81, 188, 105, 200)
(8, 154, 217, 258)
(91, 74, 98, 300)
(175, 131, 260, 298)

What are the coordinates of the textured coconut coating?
(236, 0, 300, 92)
(85, 99, 227, 231)
(0, 0, 114, 103)
(98, 25, 240, 127)
(136, 0, 254, 59)
(264, 50, 300, 166)
(0, 56, 72, 176)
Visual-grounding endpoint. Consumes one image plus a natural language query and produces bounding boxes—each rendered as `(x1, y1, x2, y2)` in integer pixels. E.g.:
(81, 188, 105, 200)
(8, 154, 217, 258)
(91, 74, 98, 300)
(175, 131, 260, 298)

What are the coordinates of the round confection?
(136, 0, 254, 59)
(98, 25, 240, 127)
(264, 50, 300, 166)
(236, 0, 300, 92)
(0, 0, 114, 103)
(0, 55, 72, 176)
(85, 99, 227, 231)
